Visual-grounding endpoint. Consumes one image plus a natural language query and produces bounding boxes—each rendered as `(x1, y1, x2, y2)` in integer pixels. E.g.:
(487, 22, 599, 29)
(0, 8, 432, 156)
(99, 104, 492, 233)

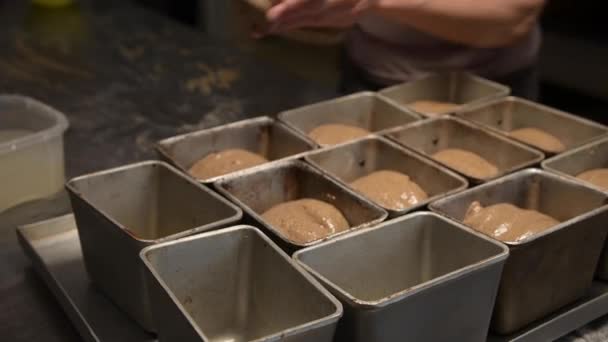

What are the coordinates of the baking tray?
(17, 214, 608, 342)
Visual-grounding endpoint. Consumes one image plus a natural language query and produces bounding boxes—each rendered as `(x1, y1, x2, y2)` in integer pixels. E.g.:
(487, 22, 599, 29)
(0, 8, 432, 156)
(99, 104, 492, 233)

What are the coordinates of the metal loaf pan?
(66, 161, 242, 332)
(430, 169, 608, 334)
(141, 226, 343, 342)
(378, 72, 510, 118)
(386, 117, 544, 183)
(458, 96, 608, 155)
(155, 116, 315, 183)
(304, 136, 468, 217)
(542, 136, 608, 192)
(542, 136, 608, 280)
(277, 92, 421, 146)
(214, 160, 387, 252)
(294, 212, 508, 342)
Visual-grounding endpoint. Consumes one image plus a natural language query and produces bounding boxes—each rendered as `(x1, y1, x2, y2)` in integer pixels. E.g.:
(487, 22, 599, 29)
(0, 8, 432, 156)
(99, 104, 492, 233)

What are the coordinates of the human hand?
(265, 0, 376, 33)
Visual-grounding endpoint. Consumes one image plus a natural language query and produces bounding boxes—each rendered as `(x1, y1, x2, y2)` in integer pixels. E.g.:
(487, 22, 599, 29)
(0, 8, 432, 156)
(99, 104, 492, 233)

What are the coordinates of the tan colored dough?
(432, 148, 498, 179)
(577, 168, 608, 190)
(350, 170, 428, 210)
(509, 127, 566, 153)
(463, 201, 560, 243)
(407, 100, 460, 117)
(188, 148, 268, 180)
(308, 124, 370, 146)
(262, 198, 350, 244)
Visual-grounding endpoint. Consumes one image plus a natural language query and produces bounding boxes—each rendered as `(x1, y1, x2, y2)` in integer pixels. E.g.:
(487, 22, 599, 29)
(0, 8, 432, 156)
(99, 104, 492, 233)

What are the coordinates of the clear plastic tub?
(0, 95, 69, 212)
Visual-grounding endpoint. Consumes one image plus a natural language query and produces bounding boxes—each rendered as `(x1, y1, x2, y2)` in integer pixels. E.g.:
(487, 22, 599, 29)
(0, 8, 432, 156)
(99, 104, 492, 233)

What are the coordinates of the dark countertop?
(0, 2, 335, 342)
(0, 1, 335, 178)
(1, 2, 608, 342)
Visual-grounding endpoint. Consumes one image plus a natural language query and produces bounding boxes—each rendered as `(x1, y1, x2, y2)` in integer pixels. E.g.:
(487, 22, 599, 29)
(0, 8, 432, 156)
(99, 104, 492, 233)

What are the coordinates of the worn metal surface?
(278, 92, 421, 146)
(65, 161, 242, 331)
(386, 117, 545, 184)
(15, 212, 608, 342)
(431, 169, 608, 334)
(458, 97, 608, 155)
(304, 136, 468, 217)
(215, 160, 387, 252)
(156, 116, 315, 183)
(294, 212, 508, 342)
(542, 137, 608, 280)
(378, 72, 510, 118)
(141, 226, 342, 342)
(489, 282, 608, 342)
(16, 214, 157, 342)
(542, 136, 608, 192)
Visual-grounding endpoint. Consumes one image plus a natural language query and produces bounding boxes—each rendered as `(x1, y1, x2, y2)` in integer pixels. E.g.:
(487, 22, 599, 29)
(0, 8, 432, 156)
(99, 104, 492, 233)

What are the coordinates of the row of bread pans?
(64, 74, 608, 341)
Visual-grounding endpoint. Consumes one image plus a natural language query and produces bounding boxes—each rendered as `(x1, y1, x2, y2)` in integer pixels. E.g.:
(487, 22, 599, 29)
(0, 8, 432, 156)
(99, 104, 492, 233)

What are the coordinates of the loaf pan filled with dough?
(378, 72, 510, 118)
(214, 159, 388, 253)
(305, 136, 468, 217)
(542, 136, 608, 280)
(457, 96, 608, 156)
(278, 92, 422, 148)
(155, 116, 315, 184)
(430, 168, 608, 334)
(385, 116, 544, 184)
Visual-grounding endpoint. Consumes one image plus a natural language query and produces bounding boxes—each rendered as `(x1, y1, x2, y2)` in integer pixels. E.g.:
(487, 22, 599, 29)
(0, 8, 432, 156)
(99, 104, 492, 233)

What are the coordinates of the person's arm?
(266, 0, 546, 48)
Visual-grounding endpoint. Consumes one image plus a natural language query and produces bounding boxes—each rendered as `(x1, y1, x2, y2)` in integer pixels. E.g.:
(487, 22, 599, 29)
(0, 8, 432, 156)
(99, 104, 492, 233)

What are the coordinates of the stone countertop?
(0, 1, 335, 178)
(0, 2, 335, 342)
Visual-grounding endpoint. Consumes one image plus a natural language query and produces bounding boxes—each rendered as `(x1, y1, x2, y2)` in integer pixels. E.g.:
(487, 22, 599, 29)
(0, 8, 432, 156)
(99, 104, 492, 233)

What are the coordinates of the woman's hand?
(266, 0, 376, 33)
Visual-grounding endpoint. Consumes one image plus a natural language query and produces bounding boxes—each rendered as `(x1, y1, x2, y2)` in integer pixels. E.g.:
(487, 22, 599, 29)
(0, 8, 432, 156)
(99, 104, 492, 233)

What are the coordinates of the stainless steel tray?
(17, 214, 608, 342)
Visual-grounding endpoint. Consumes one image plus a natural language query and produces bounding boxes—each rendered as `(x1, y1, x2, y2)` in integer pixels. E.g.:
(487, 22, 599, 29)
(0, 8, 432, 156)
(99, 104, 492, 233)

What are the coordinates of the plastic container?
(0, 95, 69, 212)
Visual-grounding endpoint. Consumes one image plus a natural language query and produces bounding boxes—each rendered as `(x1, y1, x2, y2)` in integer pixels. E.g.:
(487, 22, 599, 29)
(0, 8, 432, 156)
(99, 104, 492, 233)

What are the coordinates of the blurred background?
(137, 0, 608, 124)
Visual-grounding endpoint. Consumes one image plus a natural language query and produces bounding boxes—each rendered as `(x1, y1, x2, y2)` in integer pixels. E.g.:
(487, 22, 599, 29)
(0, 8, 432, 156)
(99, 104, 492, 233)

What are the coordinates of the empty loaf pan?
(140, 226, 343, 342)
(457, 96, 608, 155)
(386, 117, 544, 183)
(293, 212, 508, 342)
(156, 116, 315, 183)
(378, 72, 510, 118)
(66, 161, 242, 332)
(542, 137, 608, 280)
(214, 160, 387, 252)
(304, 136, 468, 217)
(277, 92, 421, 146)
(430, 169, 608, 334)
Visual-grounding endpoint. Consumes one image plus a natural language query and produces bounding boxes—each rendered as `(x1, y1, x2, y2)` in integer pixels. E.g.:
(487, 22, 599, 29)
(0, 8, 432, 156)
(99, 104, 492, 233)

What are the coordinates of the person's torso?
(347, 15, 541, 85)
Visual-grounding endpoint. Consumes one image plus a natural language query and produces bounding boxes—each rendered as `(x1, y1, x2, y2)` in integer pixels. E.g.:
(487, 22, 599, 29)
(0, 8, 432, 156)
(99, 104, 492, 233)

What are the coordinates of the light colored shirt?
(347, 14, 541, 85)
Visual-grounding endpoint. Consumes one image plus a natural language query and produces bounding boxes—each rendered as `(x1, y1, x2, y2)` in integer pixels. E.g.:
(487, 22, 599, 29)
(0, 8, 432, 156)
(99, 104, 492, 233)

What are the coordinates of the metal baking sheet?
(16, 214, 156, 342)
(17, 214, 608, 342)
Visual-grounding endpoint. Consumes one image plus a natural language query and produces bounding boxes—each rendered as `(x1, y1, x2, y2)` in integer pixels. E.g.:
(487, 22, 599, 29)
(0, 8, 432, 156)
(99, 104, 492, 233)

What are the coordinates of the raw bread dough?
(509, 127, 566, 153)
(577, 168, 608, 190)
(350, 170, 428, 210)
(407, 100, 460, 117)
(308, 124, 370, 146)
(188, 148, 268, 180)
(463, 201, 560, 243)
(262, 198, 349, 244)
(432, 148, 499, 179)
